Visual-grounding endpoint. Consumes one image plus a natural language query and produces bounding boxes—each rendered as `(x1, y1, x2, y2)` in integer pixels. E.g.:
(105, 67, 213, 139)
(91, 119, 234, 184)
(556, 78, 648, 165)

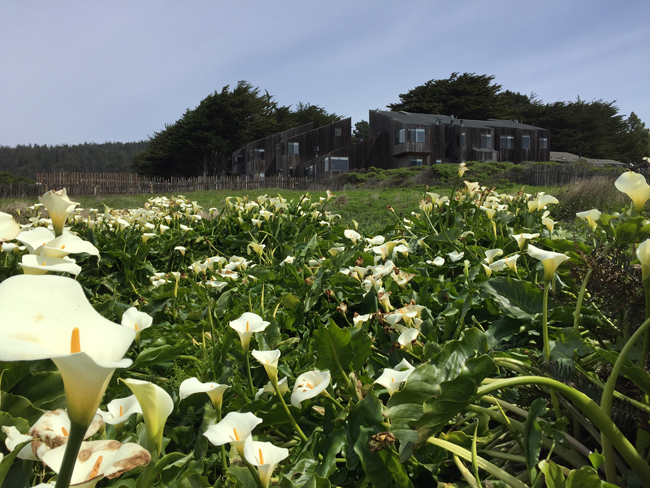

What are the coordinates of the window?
(395, 129, 405, 144)
(407, 128, 425, 143)
(335, 127, 342, 136)
(522, 136, 530, 150)
(410, 158, 423, 167)
(321, 158, 329, 173)
(462, 133, 466, 148)
(500, 135, 514, 149)
(480, 134, 492, 149)
(287, 142, 299, 154)
(331, 157, 349, 172)
(253, 149, 265, 160)
(540, 137, 548, 149)
(435, 159, 442, 164)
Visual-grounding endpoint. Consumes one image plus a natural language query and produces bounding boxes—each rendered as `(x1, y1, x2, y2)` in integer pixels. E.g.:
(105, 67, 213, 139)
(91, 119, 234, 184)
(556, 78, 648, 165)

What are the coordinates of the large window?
(407, 128, 425, 143)
(287, 142, 299, 154)
(410, 158, 423, 167)
(462, 133, 466, 148)
(522, 136, 530, 150)
(500, 135, 514, 149)
(335, 127, 342, 136)
(331, 157, 349, 172)
(480, 133, 492, 149)
(395, 129, 405, 144)
(253, 149, 265, 160)
(540, 137, 548, 149)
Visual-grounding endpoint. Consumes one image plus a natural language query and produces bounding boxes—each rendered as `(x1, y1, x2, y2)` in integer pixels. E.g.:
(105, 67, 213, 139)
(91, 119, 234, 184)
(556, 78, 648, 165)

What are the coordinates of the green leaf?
(424, 228, 463, 246)
(281, 293, 301, 310)
(10, 371, 64, 409)
(314, 321, 353, 385)
(301, 473, 331, 488)
(0, 392, 43, 427)
(354, 426, 413, 488)
(538, 460, 566, 488)
(131, 341, 190, 370)
(565, 466, 601, 487)
(345, 391, 384, 471)
(483, 276, 552, 318)
(0, 413, 29, 443)
(0, 439, 31, 486)
(524, 398, 547, 484)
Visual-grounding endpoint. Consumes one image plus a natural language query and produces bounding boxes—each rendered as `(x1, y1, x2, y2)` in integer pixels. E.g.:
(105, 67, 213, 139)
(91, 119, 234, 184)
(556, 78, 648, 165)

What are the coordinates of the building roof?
(373, 110, 545, 130)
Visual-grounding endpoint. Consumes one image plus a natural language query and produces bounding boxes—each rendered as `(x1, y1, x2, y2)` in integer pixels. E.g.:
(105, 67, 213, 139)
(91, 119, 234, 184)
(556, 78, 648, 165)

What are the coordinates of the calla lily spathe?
(243, 437, 290, 488)
(637, 239, 650, 281)
(576, 208, 601, 231)
(120, 379, 173, 455)
(252, 349, 281, 384)
(291, 370, 331, 408)
(0, 211, 20, 242)
(615, 171, 650, 211)
(179, 377, 230, 409)
(203, 411, 262, 456)
(374, 367, 413, 396)
(3, 426, 37, 460)
(527, 244, 570, 283)
(29, 409, 103, 460)
(41, 440, 151, 488)
(100, 395, 143, 425)
(121, 307, 153, 341)
(0, 275, 135, 427)
(19, 254, 82, 276)
(39, 189, 79, 236)
(229, 312, 270, 351)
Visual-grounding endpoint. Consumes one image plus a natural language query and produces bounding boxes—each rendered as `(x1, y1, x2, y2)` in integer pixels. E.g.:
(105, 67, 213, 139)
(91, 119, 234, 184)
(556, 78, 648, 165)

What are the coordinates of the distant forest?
(0, 141, 149, 180)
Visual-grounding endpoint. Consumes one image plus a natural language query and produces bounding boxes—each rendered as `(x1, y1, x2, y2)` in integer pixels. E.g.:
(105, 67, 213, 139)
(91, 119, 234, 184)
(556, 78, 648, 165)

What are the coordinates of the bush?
(554, 175, 627, 220)
(0, 171, 34, 185)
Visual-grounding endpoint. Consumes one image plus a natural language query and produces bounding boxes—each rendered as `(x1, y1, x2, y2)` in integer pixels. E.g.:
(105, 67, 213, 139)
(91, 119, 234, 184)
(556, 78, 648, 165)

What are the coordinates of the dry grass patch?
(555, 175, 628, 220)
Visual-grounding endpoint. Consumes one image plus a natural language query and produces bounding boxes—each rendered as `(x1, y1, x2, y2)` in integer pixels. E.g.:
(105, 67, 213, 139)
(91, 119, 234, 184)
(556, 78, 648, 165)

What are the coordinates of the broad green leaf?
(0, 392, 43, 426)
(483, 276, 552, 317)
(10, 371, 64, 409)
(538, 460, 565, 488)
(524, 398, 547, 484)
(565, 466, 601, 487)
(345, 391, 384, 471)
(424, 228, 463, 246)
(131, 341, 191, 370)
(314, 321, 354, 384)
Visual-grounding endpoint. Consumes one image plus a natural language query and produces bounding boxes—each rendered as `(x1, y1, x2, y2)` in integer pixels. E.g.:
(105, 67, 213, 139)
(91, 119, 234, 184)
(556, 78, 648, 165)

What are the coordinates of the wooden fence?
(0, 173, 330, 199)
(0, 166, 648, 199)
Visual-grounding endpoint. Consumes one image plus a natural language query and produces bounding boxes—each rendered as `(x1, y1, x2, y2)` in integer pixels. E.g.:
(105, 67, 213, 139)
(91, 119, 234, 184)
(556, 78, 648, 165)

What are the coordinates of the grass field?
(1, 183, 557, 235)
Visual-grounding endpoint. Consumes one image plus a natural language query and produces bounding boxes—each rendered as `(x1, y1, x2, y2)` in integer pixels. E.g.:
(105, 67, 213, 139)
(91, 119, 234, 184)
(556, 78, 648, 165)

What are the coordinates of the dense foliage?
(3, 166, 650, 487)
(132, 82, 341, 178)
(389, 73, 650, 164)
(0, 142, 148, 179)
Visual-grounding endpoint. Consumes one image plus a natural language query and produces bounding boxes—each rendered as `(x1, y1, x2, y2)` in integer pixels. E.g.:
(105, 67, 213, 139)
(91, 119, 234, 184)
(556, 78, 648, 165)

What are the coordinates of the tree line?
(0, 75, 647, 180)
(0, 141, 148, 181)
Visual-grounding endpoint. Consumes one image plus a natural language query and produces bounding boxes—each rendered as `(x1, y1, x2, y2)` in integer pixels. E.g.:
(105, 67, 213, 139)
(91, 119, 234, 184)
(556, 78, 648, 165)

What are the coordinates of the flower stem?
(272, 381, 308, 442)
(245, 351, 255, 397)
(216, 404, 228, 473)
(321, 390, 344, 410)
(54, 421, 86, 488)
(542, 281, 562, 420)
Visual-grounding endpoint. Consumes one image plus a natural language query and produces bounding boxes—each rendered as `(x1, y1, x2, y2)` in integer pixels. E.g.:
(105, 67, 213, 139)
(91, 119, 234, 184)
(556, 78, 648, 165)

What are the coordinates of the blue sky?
(1, 0, 648, 147)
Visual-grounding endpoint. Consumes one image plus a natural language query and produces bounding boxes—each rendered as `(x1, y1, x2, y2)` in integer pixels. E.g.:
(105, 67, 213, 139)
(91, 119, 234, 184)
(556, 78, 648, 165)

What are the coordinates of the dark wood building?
(231, 110, 550, 180)
(366, 110, 550, 167)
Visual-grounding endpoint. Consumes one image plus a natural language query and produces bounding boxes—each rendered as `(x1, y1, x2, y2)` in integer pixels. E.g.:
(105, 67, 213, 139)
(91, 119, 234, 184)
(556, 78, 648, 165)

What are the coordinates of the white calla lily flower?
(397, 328, 419, 349)
(27, 409, 103, 460)
(229, 312, 270, 351)
(243, 437, 290, 488)
(0, 211, 20, 242)
(40, 231, 100, 258)
(20, 254, 82, 275)
(121, 307, 153, 341)
(576, 208, 601, 231)
(527, 244, 570, 283)
(291, 370, 331, 408)
(38, 189, 79, 236)
(0, 275, 134, 427)
(448, 251, 464, 262)
(637, 239, 650, 281)
(101, 395, 143, 425)
(374, 367, 414, 396)
(120, 379, 173, 455)
(41, 440, 151, 488)
(14, 226, 56, 254)
(344, 229, 361, 245)
(2, 426, 37, 460)
(510, 233, 540, 250)
(615, 171, 650, 211)
(179, 377, 230, 409)
(203, 411, 262, 456)
(252, 349, 281, 383)
(484, 248, 503, 264)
